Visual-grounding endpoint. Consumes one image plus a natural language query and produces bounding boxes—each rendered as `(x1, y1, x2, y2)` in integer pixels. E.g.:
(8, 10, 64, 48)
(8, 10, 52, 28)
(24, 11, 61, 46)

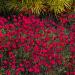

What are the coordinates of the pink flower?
(28, 68, 33, 72)
(56, 59, 62, 65)
(0, 31, 3, 37)
(32, 64, 40, 73)
(0, 14, 75, 74)
(5, 70, 11, 75)
(40, 21, 44, 27)
(59, 17, 68, 24)
(11, 65, 16, 69)
(0, 20, 4, 25)
(34, 45, 39, 51)
(50, 60, 56, 65)
(16, 68, 24, 75)
(0, 54, 3, 58)
(19, 63, 23, 67)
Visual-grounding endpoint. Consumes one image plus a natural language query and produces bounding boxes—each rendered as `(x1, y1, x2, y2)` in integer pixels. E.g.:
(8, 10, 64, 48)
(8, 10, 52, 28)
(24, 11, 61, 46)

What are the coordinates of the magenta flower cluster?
(0, 14, 75, 75)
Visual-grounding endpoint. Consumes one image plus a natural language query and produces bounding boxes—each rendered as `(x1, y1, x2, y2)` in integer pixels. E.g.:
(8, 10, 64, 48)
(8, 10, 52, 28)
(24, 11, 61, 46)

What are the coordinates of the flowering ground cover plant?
(0, 14, 75, 75)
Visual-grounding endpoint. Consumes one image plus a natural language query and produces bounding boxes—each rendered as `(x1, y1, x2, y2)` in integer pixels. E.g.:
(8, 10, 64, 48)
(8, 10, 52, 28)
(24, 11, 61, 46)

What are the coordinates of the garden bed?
(0, 14, 75, 75)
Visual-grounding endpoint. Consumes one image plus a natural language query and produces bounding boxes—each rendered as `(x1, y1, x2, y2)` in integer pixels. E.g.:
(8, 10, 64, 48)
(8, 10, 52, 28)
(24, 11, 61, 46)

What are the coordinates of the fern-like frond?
(7, 0, 32, 14)
(31, 0, 44, 15)
(0, 0, 8, 15)
(73, 0, 75, 12)
(47, 0, 73, 14)
(6, 0, 18, 11)
(19, 0, 32, 13)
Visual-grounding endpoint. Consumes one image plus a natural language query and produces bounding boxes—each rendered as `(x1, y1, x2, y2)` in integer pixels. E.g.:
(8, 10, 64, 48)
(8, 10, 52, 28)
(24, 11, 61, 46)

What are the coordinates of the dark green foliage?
(0, 0, 8, 16)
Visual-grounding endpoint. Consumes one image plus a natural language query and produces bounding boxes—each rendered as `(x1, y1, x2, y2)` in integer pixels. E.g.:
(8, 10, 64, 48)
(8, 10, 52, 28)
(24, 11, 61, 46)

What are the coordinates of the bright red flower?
(0, 14, 75, 74)
(0, 31, 3, 37)
(0, 54, 3, 58)
(5, 70, 11, 75)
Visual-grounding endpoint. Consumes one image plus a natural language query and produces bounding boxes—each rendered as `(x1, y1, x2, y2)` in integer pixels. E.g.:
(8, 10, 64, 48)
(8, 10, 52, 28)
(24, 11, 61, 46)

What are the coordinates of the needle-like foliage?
(31, 0, 44, 15)
(0, 0, 74, 15)
(47, 0, 73, 14)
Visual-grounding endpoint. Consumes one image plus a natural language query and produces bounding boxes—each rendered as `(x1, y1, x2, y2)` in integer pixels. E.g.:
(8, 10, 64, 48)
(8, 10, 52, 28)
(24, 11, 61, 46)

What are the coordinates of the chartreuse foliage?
(0, 0, 74, 15)
(47, 0, 73, 14)
(31, 0, 44, 15)
(6, 0, 44, 15)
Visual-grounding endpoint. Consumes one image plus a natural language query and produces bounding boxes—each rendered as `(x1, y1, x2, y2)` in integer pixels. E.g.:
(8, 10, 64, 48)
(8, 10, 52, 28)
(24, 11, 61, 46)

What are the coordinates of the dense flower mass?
(0, 14, 75, 75)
